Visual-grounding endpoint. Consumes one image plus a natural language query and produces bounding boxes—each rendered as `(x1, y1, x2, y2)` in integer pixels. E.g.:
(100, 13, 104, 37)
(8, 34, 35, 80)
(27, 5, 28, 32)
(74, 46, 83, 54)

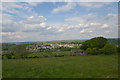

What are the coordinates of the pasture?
(2, 54, 118, 78)
(27, 51, 73, 57)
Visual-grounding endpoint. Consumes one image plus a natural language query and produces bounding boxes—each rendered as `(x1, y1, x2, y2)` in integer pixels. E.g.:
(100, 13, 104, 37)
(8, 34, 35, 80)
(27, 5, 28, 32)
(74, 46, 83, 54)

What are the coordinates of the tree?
(80, 40, 89, 50)
(85, 48, 92, 55)
(5, 54, 12, 59)
(101, 43, 117, 55)
(11, 45, 29, 58)
(117, 46, 120, 53)
(85, 48, 99, 55)
(81, 37, 108, 50)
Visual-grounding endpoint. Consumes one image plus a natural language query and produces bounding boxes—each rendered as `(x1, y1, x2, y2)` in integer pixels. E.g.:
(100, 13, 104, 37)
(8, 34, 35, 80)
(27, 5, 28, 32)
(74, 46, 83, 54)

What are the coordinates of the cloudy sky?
(1, 2, 118, 42)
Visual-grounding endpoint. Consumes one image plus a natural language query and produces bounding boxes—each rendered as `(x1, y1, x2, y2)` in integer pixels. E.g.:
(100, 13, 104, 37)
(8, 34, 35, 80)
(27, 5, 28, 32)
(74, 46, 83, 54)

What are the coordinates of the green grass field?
(28, 51, 73, 57)
(2, 54, 118, 78)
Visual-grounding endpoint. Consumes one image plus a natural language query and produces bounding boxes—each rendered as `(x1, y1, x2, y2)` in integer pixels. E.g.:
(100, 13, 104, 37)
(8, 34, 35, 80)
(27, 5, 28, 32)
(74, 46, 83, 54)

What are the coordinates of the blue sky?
(1, 2, 118, 42)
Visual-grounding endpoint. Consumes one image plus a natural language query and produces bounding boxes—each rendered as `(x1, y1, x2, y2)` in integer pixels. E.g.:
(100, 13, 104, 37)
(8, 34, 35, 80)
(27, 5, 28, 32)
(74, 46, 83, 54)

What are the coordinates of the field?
(2, 54, 118, 78)
(27, 51, 73, 57)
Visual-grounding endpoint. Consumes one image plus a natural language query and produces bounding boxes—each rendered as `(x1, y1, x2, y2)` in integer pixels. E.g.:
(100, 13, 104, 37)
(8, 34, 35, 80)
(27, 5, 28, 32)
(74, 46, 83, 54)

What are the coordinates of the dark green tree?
(101, 43, 117, 55)
(85, 48, 99, 55)
(5, 54, 12, 59)
(81, 37, 108, 50)
(80, 40, 89, 50)
(117, 46, 120, 53)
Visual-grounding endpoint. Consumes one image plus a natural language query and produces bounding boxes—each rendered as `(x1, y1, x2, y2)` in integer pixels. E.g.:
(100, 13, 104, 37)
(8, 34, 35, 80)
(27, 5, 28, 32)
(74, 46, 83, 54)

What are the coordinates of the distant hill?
(45, 39, 87, 44)
(107, 38, 119, 45)
(2, 39, 87, 45)
(2, 38, 119, 45)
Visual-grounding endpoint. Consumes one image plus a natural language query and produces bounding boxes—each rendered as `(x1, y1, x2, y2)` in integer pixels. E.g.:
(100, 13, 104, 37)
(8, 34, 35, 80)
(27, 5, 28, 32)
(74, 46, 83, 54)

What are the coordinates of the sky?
(0, 2, 118, 42)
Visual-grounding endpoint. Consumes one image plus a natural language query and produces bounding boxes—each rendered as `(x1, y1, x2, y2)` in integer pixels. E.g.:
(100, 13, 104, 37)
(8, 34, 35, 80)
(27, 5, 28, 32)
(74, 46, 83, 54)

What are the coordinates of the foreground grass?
(2, 54, 118, 78)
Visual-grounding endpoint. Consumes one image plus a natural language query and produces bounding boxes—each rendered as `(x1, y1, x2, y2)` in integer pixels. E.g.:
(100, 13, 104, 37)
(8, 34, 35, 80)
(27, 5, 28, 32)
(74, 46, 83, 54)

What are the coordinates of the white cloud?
(29, 16, 34, 19)
(27, 2, 38, 6)
(8, 35, 24, 39)
(21, 16, 47, 31)
(90, 22, 101, 26)
(2, 11, 118, 42)
(2, 3, 23, 14)
(107, 13, 117, 17)
(1, 0, 119, 2)
(65, 14, 96, 24)
(1, 32, 16, 36)
(24, 24, 40, 30)
(2, 14, 21, 32)
(1, 32, 24, 39)
(52, 2, 111, 14)
(1, 2, 118, 42)
(2, 14, 13, 24)
(39, 16, 44, 18)
(47, 27, 52, 30)
(88, 30, 93, 33)
(78, 2, 110, 8)
(65, 17, 85, 24)
(2, 2, 39, 14)
(1, 2, 39, 19)
(67, 25, 74, 29)
(52, 3, 76, 13)
(2, 14, 47, 32)
(101, 24, 109, 28)
(40, 22, 46, 28)
(80, 29, 85, 33)
(25, 16, 47, 24)
(58, 28, 64, 32)
(78, 24, 83, 26)
(105, 30, 110, 33)
(63, 13, 117, 38)
(80, 29, 93, 33)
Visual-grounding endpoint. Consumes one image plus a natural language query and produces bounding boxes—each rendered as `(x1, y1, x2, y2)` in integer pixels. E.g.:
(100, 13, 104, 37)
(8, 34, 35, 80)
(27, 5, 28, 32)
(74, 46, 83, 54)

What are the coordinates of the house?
(71, 50, 84, 56)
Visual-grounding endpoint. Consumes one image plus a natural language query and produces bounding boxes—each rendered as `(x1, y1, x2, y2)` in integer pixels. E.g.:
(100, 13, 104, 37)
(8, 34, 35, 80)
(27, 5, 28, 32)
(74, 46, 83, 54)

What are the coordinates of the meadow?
(2, 54, 118, 78)
(27, 51, 73, 57)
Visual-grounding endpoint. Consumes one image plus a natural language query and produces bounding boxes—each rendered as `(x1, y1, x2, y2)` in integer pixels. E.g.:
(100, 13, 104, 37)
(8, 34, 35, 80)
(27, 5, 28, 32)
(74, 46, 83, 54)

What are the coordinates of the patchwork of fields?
(2, 54, 118, 78)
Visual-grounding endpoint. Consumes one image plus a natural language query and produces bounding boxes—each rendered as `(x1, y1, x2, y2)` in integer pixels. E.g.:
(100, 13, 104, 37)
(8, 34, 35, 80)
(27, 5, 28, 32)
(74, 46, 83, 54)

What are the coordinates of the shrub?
(5, 54, 12, 59)
(81, 37, 108, 50)
(85, 48, 91, 55)
(43, 53, 51, 57)
(54, 54, 64, 57)
(85, 48, 99, 55)
(11, 45, 29, 59)
(117, 46, 120, 53)
(101, 43, 117, 55)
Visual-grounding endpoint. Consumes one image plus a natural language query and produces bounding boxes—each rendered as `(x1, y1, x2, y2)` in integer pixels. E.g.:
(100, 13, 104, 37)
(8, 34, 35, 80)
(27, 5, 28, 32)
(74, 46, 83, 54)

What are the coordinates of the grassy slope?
(2, 55, 118, 78)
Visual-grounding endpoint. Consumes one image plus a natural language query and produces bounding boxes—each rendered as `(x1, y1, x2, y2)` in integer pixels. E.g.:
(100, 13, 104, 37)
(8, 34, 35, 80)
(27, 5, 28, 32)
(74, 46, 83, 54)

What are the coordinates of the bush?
(81, 37, 108, 50)
(101, 43, 117, 55)
(85, 48, 91, 55)
(54, 54, 64, 57)
(11, 45, 29, 59)
(117, 46, 120, 53)
(85, 48, 99, 55)
(42, 53, 51, 57)
(5, 54, 12, 59)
